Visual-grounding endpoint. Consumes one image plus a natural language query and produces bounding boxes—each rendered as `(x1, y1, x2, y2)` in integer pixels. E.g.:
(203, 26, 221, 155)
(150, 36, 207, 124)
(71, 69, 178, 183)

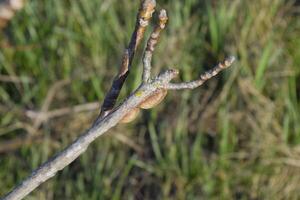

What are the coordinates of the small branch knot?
(139, 18, 149, 27)
(224, 56, 236, 67)
(158, 9, 168, 29)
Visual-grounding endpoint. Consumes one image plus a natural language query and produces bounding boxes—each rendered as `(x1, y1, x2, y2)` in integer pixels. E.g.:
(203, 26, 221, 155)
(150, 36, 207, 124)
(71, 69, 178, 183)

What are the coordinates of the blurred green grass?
(0, 0, 300, 199)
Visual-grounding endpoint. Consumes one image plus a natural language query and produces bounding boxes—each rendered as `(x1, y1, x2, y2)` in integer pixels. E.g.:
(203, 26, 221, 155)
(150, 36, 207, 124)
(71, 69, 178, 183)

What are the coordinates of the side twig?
(142, 9, 168, 82)
(99, 0, 156, 118)
(166, 56, 235, 90)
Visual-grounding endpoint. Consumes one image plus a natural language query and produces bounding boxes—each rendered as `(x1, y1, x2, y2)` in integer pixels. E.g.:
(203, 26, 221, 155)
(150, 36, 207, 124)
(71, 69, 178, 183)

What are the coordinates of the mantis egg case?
(120, 107, 140, 123)
(139, 89, 167, 109)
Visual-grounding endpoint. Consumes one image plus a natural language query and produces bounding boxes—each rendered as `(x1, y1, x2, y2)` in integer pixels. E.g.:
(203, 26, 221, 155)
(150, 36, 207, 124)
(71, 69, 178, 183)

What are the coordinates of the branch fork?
(2, 1, 235, 199)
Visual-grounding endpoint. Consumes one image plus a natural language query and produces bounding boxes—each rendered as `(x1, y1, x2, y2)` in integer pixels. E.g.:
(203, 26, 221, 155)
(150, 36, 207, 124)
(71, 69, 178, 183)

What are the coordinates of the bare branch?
(99, 0, 156, 118)
(142, 9, 168, 82)
(1, 69, 179, 200)
(166, 56, 235, 90)
(1, 0, 235, 199)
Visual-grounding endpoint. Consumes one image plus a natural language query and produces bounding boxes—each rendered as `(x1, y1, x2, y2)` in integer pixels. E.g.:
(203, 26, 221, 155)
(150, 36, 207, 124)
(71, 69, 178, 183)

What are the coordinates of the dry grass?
(0, 0, 299, 199)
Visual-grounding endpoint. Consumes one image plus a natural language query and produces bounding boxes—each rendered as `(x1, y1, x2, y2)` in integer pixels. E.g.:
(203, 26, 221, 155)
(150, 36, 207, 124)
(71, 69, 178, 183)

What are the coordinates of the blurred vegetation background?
(0, 0, 299, 199)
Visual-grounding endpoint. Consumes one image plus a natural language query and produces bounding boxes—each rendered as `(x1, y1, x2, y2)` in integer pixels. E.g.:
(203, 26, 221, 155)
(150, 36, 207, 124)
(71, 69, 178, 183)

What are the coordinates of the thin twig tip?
(225, 56, 236, 67)
(159, 9, 167, 19)
(142, 0, 156, 10)
(158, 9, 168, 29)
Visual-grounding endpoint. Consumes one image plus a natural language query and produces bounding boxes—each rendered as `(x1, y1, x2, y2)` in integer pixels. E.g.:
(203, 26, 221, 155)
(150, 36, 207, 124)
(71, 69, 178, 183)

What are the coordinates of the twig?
(166, 56, 235, 90)
(142, 9, 168, 82)
(1, 69, 180, 200)
(99, 0, 156, 117)
(1, 0, 235, 199)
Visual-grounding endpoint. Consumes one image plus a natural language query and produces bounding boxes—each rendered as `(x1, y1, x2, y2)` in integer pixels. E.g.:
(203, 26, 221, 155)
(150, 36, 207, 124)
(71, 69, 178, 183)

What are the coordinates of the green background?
(0, 0, 299, 199)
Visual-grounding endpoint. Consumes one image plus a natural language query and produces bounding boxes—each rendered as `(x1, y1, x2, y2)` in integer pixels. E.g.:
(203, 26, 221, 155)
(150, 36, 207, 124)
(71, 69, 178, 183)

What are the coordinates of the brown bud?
(119, 107, 140, 123)
(139, 89, 167, 109)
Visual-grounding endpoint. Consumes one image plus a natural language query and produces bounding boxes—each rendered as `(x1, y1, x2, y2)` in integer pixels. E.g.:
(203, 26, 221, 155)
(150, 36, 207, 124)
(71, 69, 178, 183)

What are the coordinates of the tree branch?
(142, 9, 168, 82)
(1, 1, 235, 199)
(99, 0, 156, 118)
(166, 56, 235, 90)
(2, 68, 180, 200)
